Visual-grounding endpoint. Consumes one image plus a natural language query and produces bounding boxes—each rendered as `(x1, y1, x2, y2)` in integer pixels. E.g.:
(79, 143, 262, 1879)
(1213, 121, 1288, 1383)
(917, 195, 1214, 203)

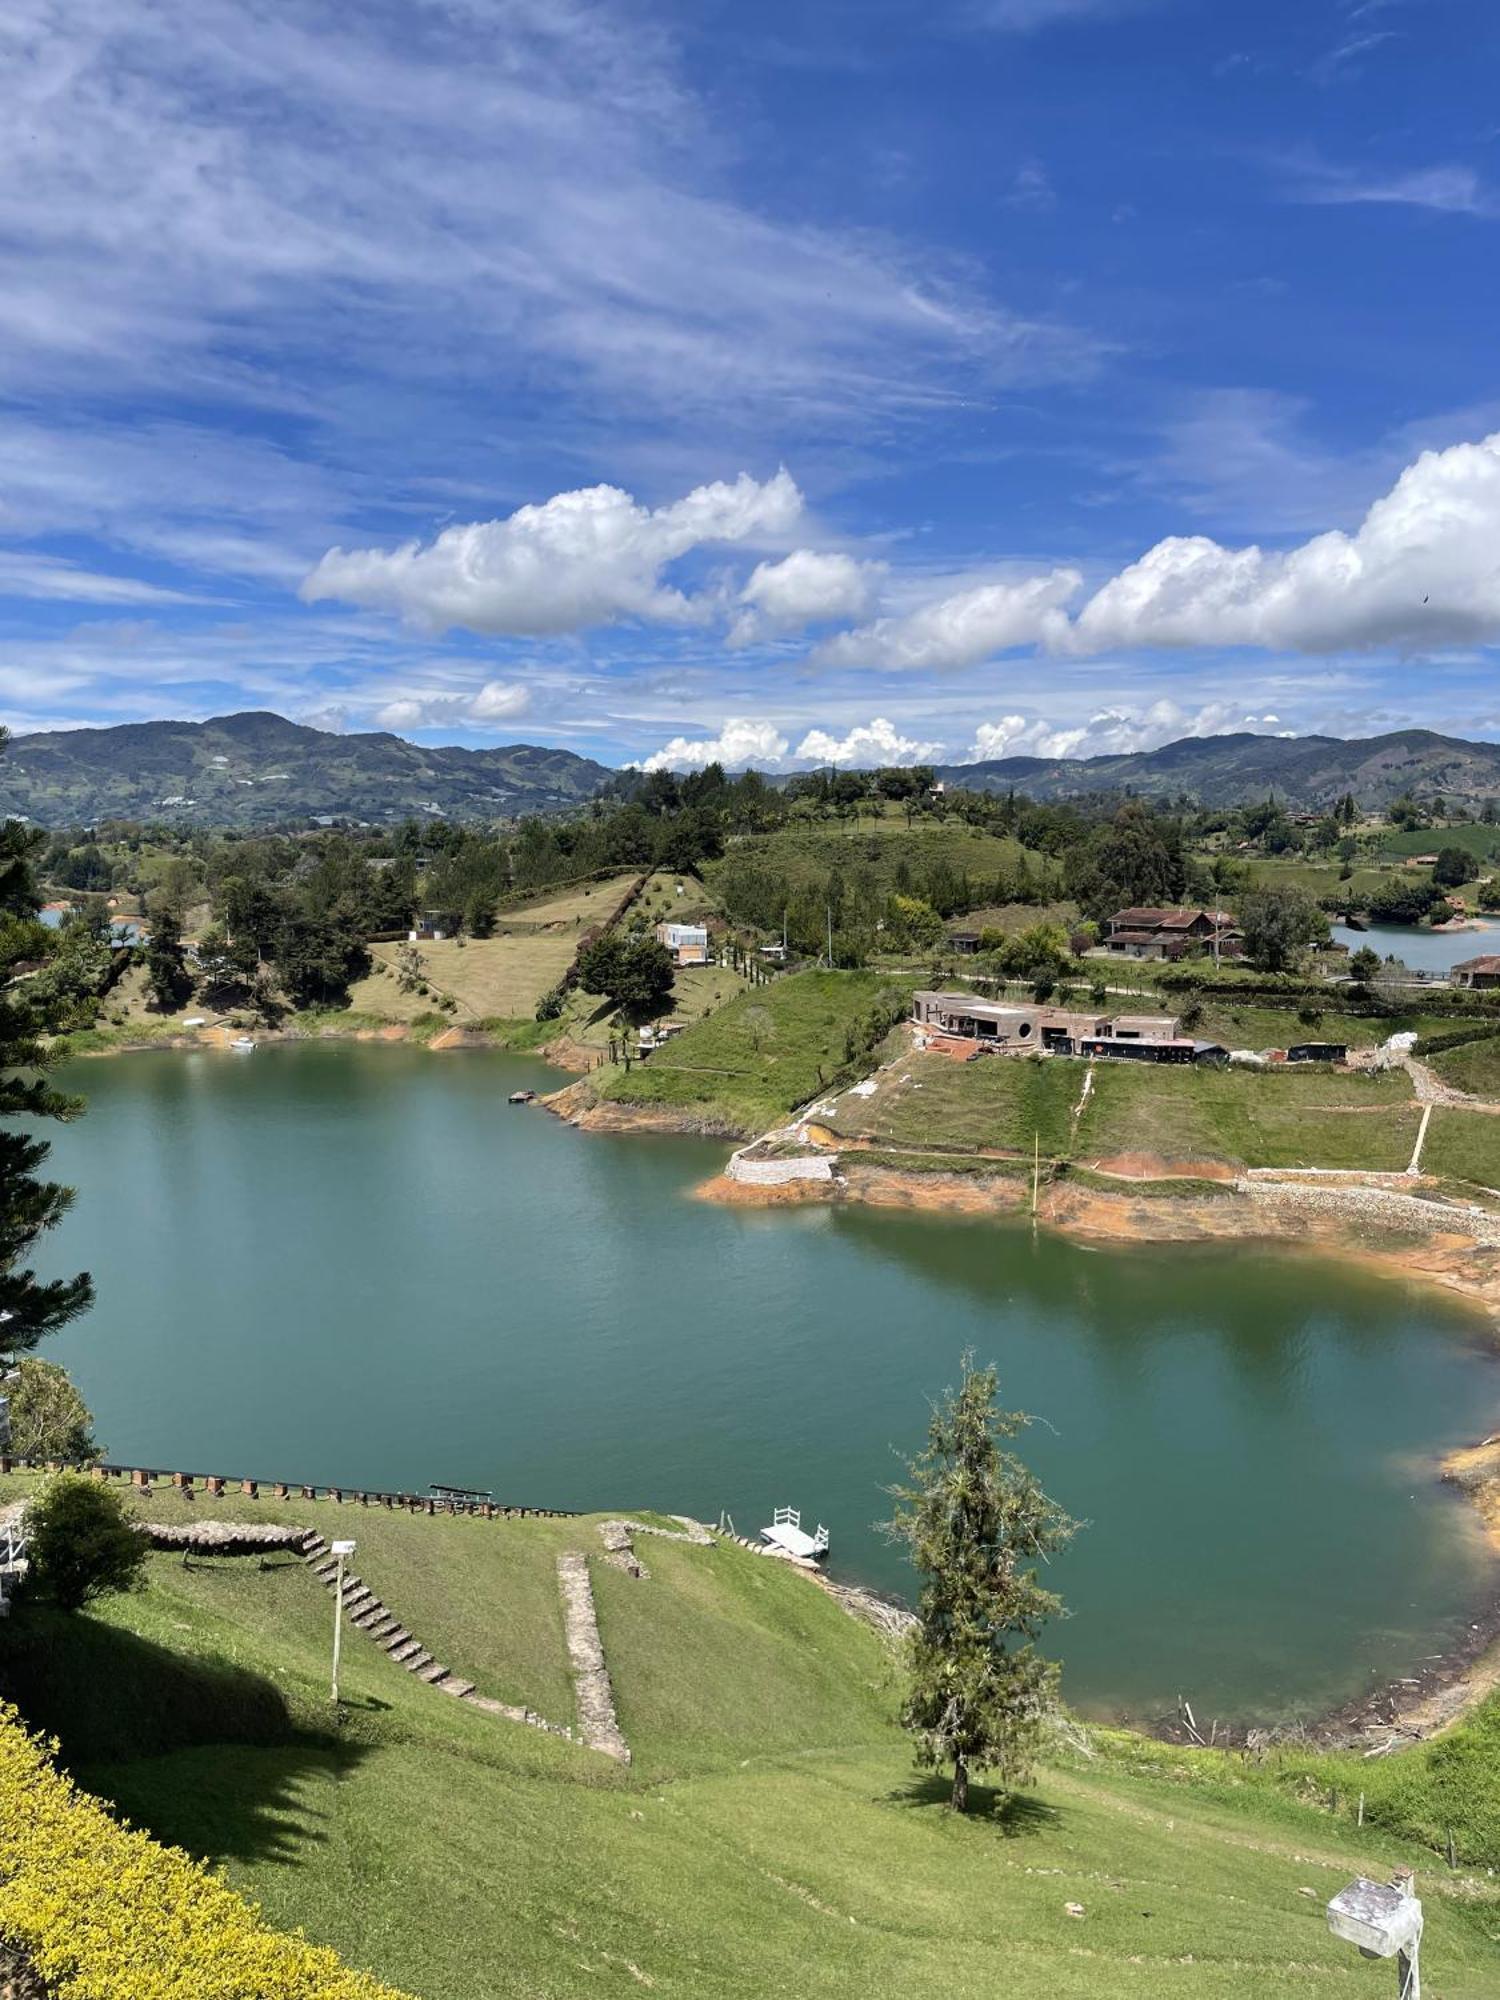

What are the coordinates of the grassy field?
(1432, 1036, 1500, 1099)
(348, 933, 579, 1022)
(821, 1050, 1082, 1156)
(708, 820, 1055, 900)
(1378, 824, 1500, 863)
(1238, 857, 1397, 901)
(1079, 1063, 1420, 1170)
(1422, 1109, 1500, 1189)
(496, 872, 642, 929)
(595, 970, 913, 1132)
(822, 1049, 1424, 1172)
(1194, 998, 1473, 1051)
(1, 1476, 1497, 1998)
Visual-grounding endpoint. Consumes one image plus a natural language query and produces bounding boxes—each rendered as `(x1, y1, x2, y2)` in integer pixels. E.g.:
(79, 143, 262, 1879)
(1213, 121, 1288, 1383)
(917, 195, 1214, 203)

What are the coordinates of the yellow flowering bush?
(0, 1702, 409, 2000)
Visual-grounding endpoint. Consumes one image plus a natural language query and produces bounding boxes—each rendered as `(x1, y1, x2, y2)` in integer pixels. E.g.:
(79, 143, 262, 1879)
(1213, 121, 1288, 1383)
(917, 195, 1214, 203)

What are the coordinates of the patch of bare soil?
(542, 1081, 751, 1140)
(540, 1035, 600, 1073)
(1086, 1152, 1237, 1182)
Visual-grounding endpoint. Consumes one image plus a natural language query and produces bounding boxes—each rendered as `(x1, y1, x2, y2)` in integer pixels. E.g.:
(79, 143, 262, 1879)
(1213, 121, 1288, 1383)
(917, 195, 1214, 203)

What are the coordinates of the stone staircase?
(298, 1530, 475, 1701)
(295, 1529, 595, 1750)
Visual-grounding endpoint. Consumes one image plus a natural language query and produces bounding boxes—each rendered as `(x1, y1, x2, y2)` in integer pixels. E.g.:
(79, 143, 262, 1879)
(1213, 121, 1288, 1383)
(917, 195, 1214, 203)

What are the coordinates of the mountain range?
(0, 712, 610, 828)
(933, 729, 1500, 812)
(2, 714, 1498, 827)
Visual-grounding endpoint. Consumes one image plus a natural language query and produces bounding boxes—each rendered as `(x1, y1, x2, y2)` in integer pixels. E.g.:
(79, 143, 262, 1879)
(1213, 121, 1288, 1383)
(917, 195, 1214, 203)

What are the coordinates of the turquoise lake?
(35, 1042, 1500, 1724)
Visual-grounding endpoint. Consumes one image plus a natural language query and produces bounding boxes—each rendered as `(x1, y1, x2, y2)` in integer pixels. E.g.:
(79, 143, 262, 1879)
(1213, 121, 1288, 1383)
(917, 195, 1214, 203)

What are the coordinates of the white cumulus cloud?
(372, 681, 532, 731)
(303, 470, 803, 636)
(635, 718, 791, 773)
(729, 548, 881, 644)
(794, 717, 943, 766)
(1069, 431, 1500, 655)
(817, 568, 1080, 669)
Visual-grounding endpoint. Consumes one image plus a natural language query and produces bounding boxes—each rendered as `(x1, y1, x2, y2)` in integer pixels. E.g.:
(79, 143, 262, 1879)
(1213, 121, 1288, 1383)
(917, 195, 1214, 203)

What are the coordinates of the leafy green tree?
(1238, 885, 1328, 971)
(144, 909, 194, 1011)
(274, 910, 369, 1009)
(1348, 945, 1382, 984)
(576, 932, 675, 1017)
(1063, 803, 1187, 921)
(886, 1355, 1076, 1813)
(1366, 876, 1447, 926)
(1432, 846, 1479, 888)
(194, 923, 259, 1006)
(23, 1473, 146, 1611)
(3, 1357, 96, 1461)
(887, 894, 944, 952)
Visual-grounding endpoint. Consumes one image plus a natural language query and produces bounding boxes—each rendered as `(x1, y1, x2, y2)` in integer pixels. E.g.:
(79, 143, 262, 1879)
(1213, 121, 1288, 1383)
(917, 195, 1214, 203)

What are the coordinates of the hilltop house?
(655, 921, 710, 966)
(911, 991, 1218, 1063)
(1101, 906, 1243, 961)
(1452, 954, 1500, 990)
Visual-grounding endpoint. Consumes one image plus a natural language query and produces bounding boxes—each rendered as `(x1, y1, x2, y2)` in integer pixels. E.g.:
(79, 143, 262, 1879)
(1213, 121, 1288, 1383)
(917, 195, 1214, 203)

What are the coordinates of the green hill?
(940, 728, 1500, 812)
(1, 1474, 1497, 1999)
(0, 711, 610, 828)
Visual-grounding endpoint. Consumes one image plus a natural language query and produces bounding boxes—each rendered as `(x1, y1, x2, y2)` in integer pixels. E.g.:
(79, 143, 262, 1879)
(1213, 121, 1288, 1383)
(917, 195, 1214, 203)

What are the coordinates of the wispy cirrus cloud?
(0, 0, 1095, 435)
(1281, 155, 1498, 218)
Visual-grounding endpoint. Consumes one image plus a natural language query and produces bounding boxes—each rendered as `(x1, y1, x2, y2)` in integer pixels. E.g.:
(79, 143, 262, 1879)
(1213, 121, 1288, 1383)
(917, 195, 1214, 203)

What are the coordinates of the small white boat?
(760, 1505, 829, 1561)
(229, 1036, 256, 1053)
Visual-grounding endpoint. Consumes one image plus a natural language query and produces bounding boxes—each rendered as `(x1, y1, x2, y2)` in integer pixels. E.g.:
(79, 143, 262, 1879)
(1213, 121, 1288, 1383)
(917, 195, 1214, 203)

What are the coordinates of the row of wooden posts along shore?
(0, 1456, 578, 1520)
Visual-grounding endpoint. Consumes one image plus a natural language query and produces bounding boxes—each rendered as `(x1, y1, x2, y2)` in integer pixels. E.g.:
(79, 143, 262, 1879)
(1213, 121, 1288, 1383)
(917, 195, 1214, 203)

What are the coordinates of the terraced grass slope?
(824, 1050, 1425, 1175)
(594, 970, 913, 1133)
(1, 1477, 1496, 1998)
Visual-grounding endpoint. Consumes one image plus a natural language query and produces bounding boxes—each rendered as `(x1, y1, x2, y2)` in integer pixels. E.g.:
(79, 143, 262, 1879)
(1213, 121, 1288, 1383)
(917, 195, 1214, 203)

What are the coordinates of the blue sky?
(3, 0, 1500, 769)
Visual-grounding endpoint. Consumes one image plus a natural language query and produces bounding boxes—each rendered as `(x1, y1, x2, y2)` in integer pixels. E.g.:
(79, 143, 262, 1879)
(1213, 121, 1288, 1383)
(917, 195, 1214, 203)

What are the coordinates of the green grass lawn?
(708, 820, 1055, 901)
(1432, 1036, 1500, 1099)
(1422, 1109, 1500, 1189)
(1238, 857, 1397, 902)
(2, 1476, 1497, 1998)
(821, 1052, 1081, 1156)
(1378, 824, 1500, 863)
(824, 1050, 1422, 1172)
(1079, 1063, 1420, 1170)
(1195, 1000, 1477, 1052)
(595, 970, 914, 1132)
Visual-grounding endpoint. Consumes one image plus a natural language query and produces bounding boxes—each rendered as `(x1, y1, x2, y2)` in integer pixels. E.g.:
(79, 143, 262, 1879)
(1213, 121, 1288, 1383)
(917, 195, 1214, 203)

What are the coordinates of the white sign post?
(330, 1539, 357, 1705)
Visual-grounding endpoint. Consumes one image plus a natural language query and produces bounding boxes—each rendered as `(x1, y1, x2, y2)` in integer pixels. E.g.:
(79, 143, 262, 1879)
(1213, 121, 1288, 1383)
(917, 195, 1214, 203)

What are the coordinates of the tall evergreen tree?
(0, 734, 93, 1352)
(886, 1356, 1076, 1812)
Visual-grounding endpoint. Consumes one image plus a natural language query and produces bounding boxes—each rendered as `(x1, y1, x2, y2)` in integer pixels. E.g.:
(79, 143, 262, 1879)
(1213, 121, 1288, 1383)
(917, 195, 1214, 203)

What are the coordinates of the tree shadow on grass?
(0, 1607, 372, 1867)
(883, 1772, 1062, 1835)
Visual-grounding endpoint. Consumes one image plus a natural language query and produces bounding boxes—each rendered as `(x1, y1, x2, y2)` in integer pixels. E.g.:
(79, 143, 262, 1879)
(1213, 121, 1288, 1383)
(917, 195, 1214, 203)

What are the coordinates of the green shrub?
(23, 1474, 148, 1612)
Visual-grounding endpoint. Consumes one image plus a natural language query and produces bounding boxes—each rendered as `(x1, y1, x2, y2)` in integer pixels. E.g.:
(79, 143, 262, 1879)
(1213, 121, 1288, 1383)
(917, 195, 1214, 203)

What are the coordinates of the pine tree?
(886, 1355, 1076, 1812)
(0, 737, 93, 1353)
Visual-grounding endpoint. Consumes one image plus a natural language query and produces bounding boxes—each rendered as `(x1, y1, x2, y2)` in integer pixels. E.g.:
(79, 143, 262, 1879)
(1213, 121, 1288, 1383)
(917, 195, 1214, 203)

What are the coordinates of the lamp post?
(330, 1538, 356, 1705)
(1327, 1870, 1422, 1998)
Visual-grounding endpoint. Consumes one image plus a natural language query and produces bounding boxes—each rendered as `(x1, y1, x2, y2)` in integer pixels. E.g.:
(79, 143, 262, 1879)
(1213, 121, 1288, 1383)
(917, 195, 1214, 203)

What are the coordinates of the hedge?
(1413, 1022, 1500, 1058)
(0, 1702, 408, 2000)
